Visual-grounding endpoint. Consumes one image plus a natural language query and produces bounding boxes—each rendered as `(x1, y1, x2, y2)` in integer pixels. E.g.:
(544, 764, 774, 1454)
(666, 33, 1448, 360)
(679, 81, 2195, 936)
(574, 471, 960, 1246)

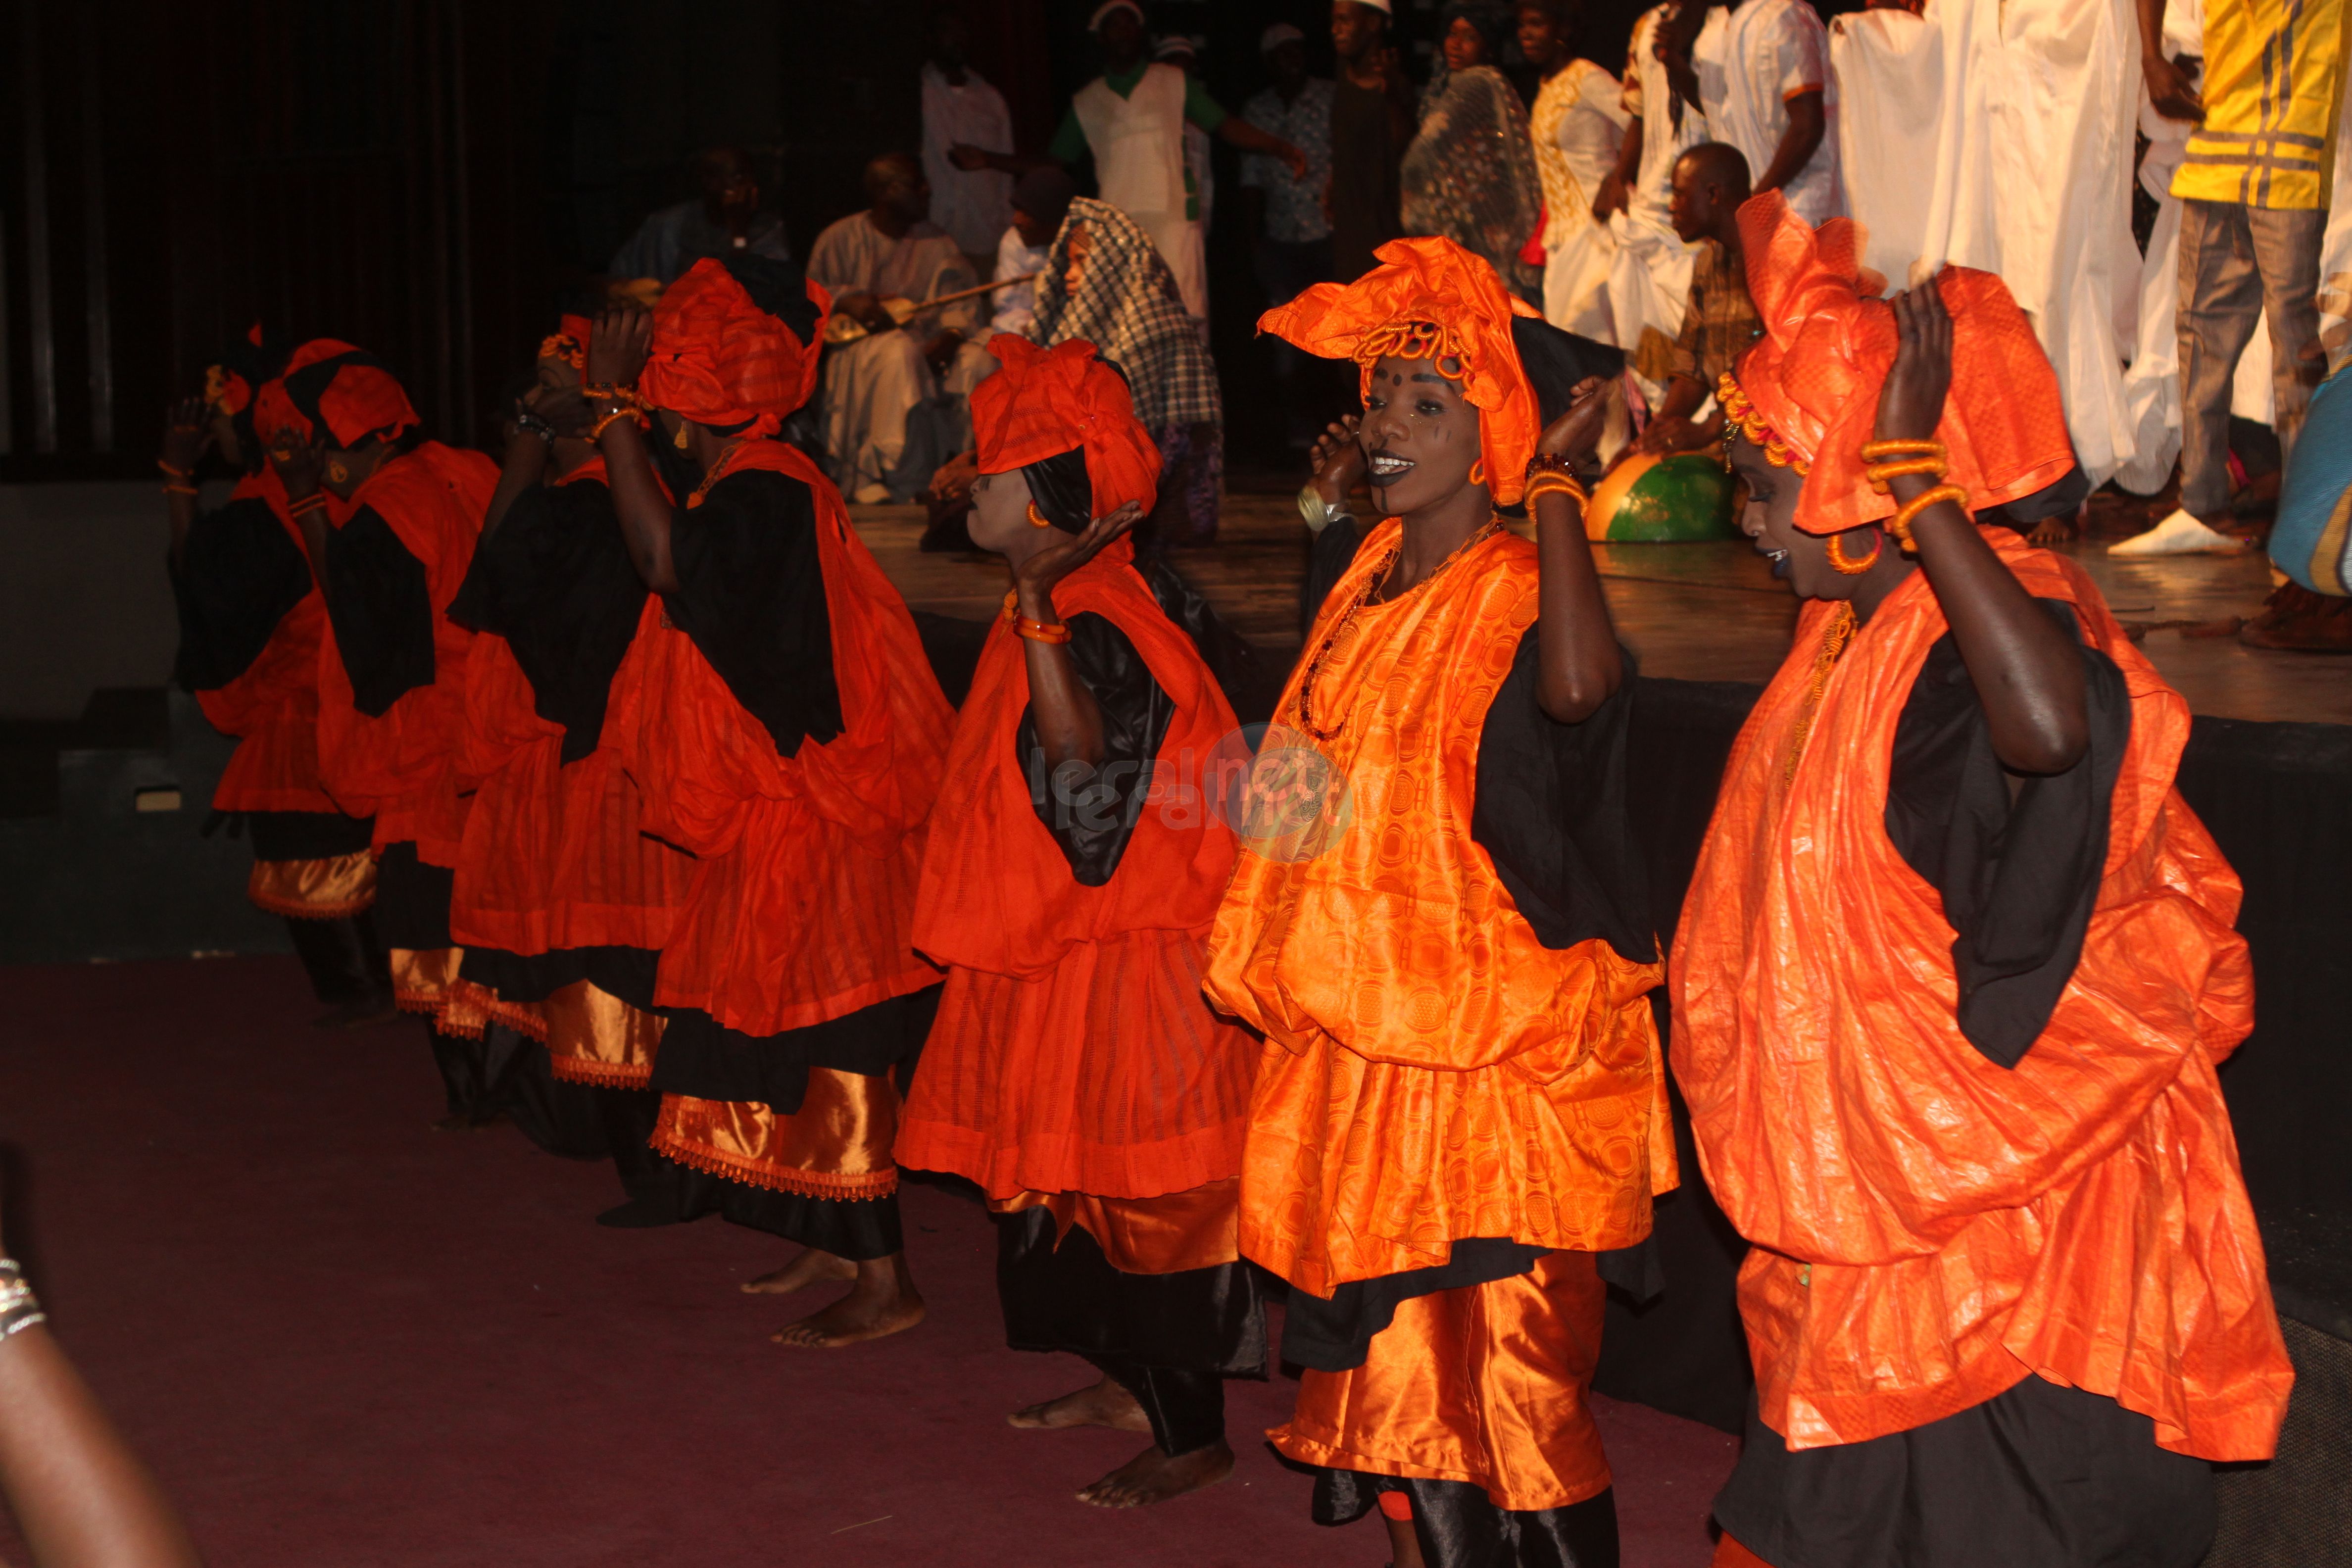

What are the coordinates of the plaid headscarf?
(1030, 197, 1221, 433)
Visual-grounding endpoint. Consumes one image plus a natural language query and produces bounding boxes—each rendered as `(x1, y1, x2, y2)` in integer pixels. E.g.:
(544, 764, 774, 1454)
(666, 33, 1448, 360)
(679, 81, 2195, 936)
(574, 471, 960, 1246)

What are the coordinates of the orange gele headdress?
(539, 314, 592, 370)
(252, 340, 417, 449)
(970, 336, 1163, 521)
(1258, 236, 1545, 505)
(637, 257, 831, 438)
(1726, 192, 2078, 536)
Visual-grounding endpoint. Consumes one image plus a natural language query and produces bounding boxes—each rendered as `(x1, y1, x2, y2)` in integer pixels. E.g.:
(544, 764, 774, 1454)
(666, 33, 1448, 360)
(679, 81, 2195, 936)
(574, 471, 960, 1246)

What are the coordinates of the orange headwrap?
(252, 340, 419, 450)
(538, 314, 592, 370)
(1258, 236, 1545, 505)
(970, 336, 1162, 519)
(1727, 193, 2077, 536)
(637, 259, 831, 438)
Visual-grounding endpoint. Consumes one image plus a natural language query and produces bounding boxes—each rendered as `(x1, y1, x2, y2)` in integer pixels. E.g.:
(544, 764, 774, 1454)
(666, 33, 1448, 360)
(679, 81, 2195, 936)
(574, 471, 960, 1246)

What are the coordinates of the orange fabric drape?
(196, 466, 343, 816)
(653, 1072, 902, 1202)
(1669, 530, 2291, 1461)
(608, 439, 952, 1037)
(311, 441, 496, 866)
(1203, 523, 1674, 1298)
(1274, 1250, 1612, 1511)
(447, 466, 696, 960)
(898, 549, 1259, 1201)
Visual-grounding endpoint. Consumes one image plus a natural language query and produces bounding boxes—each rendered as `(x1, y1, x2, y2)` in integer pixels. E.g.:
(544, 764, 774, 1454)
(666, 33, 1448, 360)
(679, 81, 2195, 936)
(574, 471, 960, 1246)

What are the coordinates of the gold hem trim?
(649, 1128, 898, 1202)
(548, 1056, 655, 1089)
(248, 851, 377, 920)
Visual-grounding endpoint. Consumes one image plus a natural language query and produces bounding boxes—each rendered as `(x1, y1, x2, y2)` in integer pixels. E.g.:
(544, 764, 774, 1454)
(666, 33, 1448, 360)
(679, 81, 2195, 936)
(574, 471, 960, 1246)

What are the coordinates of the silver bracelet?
(1297, 482, 1353, 537)
(0, 1265, 42, 1341)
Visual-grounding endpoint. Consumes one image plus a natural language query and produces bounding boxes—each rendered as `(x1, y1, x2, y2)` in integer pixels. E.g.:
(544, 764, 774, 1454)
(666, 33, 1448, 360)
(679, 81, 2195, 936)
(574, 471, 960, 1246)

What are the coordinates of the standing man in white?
(919, 9, 1016, 279)
(1659, 0, 1840, 226)
(952, 2, 1306, 328)
(1594, 2, 1714, 402)
(1522, 0, 1631, 343)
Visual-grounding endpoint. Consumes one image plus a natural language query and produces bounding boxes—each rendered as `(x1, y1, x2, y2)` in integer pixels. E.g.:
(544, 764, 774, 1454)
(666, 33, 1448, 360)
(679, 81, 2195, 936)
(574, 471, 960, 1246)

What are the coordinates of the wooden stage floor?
(850, 485, 2352, 729)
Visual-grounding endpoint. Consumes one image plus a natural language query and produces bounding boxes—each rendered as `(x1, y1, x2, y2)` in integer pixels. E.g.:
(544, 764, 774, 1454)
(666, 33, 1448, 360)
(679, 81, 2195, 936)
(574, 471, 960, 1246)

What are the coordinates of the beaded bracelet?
(0, 1261, 43, 1344)
(582, 383, 642, 409)
(289, 492, 331, 517)
(588, 407, 637, 442)
(162, 482, 198, 498)
(1001, 590, 1073, 643)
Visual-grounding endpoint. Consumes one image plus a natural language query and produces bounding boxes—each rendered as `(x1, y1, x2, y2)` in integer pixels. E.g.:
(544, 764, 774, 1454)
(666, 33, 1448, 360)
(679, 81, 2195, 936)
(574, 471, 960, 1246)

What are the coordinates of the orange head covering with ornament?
(970, 335, 1162, 522)
(637, 257, 831, 439)
(1259, 236, 1545, 505)
(1723, 193, 2077, 537)
(539, 315, 592, 371)
(252, 341, 419, 450)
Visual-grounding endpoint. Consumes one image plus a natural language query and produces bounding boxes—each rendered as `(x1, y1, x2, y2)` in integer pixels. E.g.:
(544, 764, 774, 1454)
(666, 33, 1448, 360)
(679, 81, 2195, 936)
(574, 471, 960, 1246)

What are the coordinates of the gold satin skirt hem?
(541, 980, 663, 1085)
(436, 977, 548, 1042)
(248, 851, 377, 920)
(390, 947, 463, 1018)
(649, 1128, 898, 1202)
(548, 1056, 655, 1089)
(1267, 1428, 1615, 1513)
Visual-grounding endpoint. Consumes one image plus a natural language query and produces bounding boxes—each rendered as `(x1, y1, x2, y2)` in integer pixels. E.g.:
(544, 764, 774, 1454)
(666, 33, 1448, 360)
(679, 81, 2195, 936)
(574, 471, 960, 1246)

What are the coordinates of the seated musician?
(808, 151, 998, 502)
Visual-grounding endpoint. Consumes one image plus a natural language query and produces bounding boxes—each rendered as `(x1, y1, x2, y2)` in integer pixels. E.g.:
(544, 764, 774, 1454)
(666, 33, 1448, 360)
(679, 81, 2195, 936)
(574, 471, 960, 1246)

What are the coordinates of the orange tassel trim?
(548, 1055, 656, 1090)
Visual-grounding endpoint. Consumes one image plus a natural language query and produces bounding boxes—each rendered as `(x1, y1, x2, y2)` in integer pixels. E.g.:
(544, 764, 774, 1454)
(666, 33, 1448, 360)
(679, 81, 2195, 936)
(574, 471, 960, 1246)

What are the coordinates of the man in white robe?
(808, 153, 994, 504)
(920, 12, 1016, 274)
(1666, 0, 1841, 226)
(1828, 0, 2140, 495)
(1596, 2, 1715, 404)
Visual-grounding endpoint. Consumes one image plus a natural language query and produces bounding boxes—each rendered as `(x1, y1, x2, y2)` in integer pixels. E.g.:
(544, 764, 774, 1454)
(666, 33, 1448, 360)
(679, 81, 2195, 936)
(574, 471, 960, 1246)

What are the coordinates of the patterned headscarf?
(972, 336, 1163, 519)
(637, 256, 830, 438)
(1259, 235, 1546, 504)
(252, 341, 418, 449)
(1727, 193, 2077, 536)
(1031, 197, 1221, 433)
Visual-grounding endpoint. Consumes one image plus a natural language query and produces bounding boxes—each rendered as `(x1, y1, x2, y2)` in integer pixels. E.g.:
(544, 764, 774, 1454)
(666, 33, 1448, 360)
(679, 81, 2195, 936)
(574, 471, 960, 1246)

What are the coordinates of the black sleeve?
(1470, 629, 1658, 965)
(1014, 611, 1175, 887)
(659, 467, 844, 758)
(171, 496, 313, 692)
(1885, 599, 2133, 1068)
(1301, 515, 1369, 636)
(448, 481, 650, 763)
(322, 504, 437, 718)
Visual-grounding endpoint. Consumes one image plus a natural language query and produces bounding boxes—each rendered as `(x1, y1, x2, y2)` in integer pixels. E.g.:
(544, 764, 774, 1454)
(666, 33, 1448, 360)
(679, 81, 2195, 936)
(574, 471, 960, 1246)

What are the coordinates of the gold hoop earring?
(1026, 502, 1056, 529)
(1469, 457, 1485, 486)
(1825, 527, 1882, 576)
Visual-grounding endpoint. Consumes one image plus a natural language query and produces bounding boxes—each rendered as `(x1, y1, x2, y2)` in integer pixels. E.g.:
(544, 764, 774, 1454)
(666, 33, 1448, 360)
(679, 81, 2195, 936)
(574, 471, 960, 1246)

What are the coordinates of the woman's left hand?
(1012, 501, 1144, 615)
(586, 302, 653, 389)
(270, 434, 326, 500)
(1535, 375, 1612, 464)
(1876, 279, 1954, 443)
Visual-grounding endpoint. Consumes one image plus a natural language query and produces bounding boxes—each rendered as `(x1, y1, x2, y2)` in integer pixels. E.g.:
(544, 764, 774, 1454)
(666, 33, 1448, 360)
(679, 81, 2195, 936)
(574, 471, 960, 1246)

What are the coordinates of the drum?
(1583, 451, 1739, 542)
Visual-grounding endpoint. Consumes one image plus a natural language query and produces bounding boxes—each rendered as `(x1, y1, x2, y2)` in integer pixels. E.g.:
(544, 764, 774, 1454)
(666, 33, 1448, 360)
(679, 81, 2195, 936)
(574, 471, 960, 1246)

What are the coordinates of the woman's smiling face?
(1359, 353, 1485, 516)
(1730, 435, 1834, 598)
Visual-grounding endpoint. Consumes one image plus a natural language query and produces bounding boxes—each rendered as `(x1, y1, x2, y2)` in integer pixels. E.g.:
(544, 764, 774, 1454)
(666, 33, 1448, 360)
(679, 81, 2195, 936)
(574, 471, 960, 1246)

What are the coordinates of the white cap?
(1347, 0, 1394, 13)
(1261, 22, 1306, 51)
(1087, 0, 1145, 29)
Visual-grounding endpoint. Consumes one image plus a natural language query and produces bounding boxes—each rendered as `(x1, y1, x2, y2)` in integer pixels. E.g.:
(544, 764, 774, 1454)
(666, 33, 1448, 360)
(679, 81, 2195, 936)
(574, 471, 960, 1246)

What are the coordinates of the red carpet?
(0, 955, 1736, 1566)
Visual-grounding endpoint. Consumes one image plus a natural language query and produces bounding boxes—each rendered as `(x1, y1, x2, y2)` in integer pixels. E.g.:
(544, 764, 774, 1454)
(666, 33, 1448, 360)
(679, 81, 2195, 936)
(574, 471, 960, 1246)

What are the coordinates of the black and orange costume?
(252, 344, 497, 1116)
(439, 315, 700, 1196)
(1671, 196, 2293, 1568)
(604, 257, 953, 1258)
(1204, 239, 1672, 1560)
(171, 330, 390, 1016)
(897, 336, 1264, 1461)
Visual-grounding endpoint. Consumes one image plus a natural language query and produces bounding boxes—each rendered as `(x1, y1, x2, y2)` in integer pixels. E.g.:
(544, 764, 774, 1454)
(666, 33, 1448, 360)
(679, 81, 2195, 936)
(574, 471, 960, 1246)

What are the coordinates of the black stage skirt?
(1712, 1376, 2215, 1568)
(371, 842, 453, 951)
(995, 1207, 1268, 1377)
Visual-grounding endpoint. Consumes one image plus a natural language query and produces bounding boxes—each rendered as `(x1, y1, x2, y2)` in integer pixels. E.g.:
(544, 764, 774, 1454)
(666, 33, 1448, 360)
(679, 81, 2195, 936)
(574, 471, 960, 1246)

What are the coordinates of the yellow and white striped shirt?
(2173, 0, 2350, 209)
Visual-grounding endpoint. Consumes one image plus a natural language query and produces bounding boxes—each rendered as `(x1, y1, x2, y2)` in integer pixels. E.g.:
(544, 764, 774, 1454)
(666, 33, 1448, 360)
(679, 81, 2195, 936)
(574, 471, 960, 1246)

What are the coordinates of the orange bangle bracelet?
(161, 482, 198, 497)
(1859, 438, 1946, 460)
(1887, 483, 1968, 548)
(1000, 590, 1072, 642)
(1524, 473, 1588, 508)
(1865, 457, 1948, 493)
(588, 408, 637, 441)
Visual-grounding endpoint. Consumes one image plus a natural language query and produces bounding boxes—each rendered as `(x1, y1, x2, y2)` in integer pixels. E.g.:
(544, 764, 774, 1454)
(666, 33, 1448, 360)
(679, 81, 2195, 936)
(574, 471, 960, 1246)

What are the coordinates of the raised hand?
(1013, 501, 1144, 613)
(586, 301, 653, 389)
(1536, 376, 1612, 466)
(1875, 278, 1954, 444)
(269, 432, 326, 500)
(160, 396, 209, 477)
(1309, 414, 1367, 502)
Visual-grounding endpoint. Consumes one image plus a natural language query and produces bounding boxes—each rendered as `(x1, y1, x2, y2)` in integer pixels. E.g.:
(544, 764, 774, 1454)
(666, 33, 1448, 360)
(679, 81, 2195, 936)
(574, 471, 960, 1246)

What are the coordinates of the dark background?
(0, 0, 1693, 481)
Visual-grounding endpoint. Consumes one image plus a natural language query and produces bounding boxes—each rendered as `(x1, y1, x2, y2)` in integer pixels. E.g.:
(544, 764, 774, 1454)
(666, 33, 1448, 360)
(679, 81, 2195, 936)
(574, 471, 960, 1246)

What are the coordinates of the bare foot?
(2027, 513, 2076, 548)
(1075, 1440, 1235, 1508)
(740, 1247, 859, 1295)
(1008, 1375, 1152, 1433)
(771, 1252, 925, 1349)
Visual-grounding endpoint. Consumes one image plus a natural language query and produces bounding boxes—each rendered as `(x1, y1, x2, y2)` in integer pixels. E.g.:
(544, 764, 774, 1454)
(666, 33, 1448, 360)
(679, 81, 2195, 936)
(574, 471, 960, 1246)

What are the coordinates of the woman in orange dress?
(164, 329, 392, 1025)
(252, 345, 498, 1125)
(440, 317, 700, 1212)
(1206, 236, 1672, 1566)
(1672, 194, 2293, 1568)
(581, 258, 955, 1346)
(898, 336, 1263, 1508)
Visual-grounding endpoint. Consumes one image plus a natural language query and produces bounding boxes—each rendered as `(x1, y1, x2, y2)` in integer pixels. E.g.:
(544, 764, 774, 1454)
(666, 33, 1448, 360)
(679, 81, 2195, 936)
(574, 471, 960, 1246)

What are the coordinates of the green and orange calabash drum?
(1583, 452, 1738, 542)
